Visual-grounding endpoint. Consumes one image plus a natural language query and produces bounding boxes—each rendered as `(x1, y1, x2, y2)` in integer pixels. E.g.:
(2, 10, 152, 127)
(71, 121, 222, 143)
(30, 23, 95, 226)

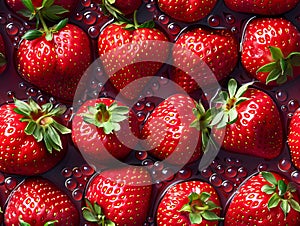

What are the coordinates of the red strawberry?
(288, 107, 300, 170)
(72, 98, 139, 164)
(0, 98, 71, 175)
(241, 17, 300, 86)
(225, 171, 300, 225)
(98, 13, 169, 99)
(224, 0, 300, 15)
(0, 34, 6, 74)
(95, 0, 142, 16)
(4, 177, 79, 225)
(157, 0, 217, 23)
(157, 180, 223, 225)
(141, 94, 212, 165)
(172, 27, 238, 93)
(83, 166, 152, 225)
(211, 79, 283, 159)
(17, 18, 92, 101)
(5, 0, 78, 19)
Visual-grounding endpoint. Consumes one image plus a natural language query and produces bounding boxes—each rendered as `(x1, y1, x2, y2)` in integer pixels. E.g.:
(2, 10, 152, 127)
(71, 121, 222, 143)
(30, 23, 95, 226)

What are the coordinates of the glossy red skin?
(157, 180, 221, 226)
(224, 0, 300, 15)
(98, 23, 169, 99)
(4, 177, 79, 225)
(214, 88, 283, 159)
(157, 0, 217, 23)
(173, 28, 238, 93)
(141, 94, 202, 165)
(225, 172, 300, 225)
(85, 166, 152, 225)
(5, 0, 80, 15)
(17, 24, 92, 101)
(288, 108, 300, 170)
(72, 98, 139, 164)
(94, 0, 142, 15)
(0, 34, 6, 74)
(0, 103, 67, 175)
(242, 17, 300, 85)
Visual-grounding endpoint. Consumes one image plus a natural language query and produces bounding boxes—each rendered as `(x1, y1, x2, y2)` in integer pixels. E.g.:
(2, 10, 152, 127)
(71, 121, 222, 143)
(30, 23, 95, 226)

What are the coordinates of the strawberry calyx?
(19, 216, 58, 226)
(115, 10, 155, 30)
(18, 0, 69, 23)
(13, 98, 71, 153)
(100, 0, 124, 19)
(210, 78, 253, 128)
(0, 52, 6, 67)
(190, 101, 213, 151)
(82, 199, 116, 226)
(261, 171, 300, 219)
(180, 192, 224, 224)
(82, 101, 129, 134)
(257, 46, 300, 85)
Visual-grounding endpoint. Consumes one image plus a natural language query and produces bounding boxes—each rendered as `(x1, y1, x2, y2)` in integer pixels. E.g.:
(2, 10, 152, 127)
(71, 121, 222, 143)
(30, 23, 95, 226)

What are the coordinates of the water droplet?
(231, 27, 238, 33)
(276, 90, 288, 102)
(73, 167, 83, 178)
(281, 105, 288, 112)
(135, 102, 145, 111)
(152, 82, 160, 91)
(209, 173, 222, 187)
(88, 26, 100, 38)
(158, 76, 169, 85)
(74, 12, 83, 21)
(62, 168, 73, 177)
(19, 82, 27, 90)
(7, 91, 15, 99)
(216, 164, 224, 174)
(6, 23, 19, 36)
(158, 15, 169, 25)
(72, 188, 83, 201)
(142, 159, 154, 168)
(237, 167, 247, 178)
(26, 87, 38, 97)
(225, 14, 235, 24)
(81, 0, 91, 7)
(208, 15, 220, 27)
(288, 99, 299, 112)
(161, 167, 175, 181)
(225, 157, 235, 165)
(257, 163, 268, 172)
(146, 3, 156, 12)
(154, 161, 164, 171)
(222, 180, 233, 193)
(225, 166, 237, 178)
(135, 151, 148, 160)
(278, 159, 291, 172)
(65, 178, 78, 191)
(201, 168, 212, 178)
(168, 23, 181, 35)
(83, 12, 97, 25)
(137, 112, 146, 122)
(291, 171, 300, 184)
(145, 102, 155, 111)
(178, 168, 192, 179)
(81, 165, 95, 176)
(5, 177, 17, 190)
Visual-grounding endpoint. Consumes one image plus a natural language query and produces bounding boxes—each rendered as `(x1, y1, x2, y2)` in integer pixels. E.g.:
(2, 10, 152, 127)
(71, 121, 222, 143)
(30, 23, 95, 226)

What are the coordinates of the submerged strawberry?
(83, 166, 152, 225)
(211, 79, 283, 159)
(225, 171, 300, 225)
(4, 177, 79, 225)
(241, 17, 300, 86)
(288, 107, 300, 170)
(0, 98, 71, 175)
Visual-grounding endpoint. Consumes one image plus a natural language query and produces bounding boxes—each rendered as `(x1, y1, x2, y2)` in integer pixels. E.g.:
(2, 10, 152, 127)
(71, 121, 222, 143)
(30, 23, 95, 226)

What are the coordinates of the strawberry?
(157, 180, 223, 225)
(95, 0, 142, 16)
(4, 177, 79, 225)
(241, 17, 300, 86)
(72, 98, 139, 164)
(17, 16, 92, 101)
(5, 0, 78, 20)
(288, 107, 300, 170)
(0, 34, 6, 74)
(141, 94, 212, 165)
(157, 0, 217, 23)
(83, 166, 152, 225)
(225, 171, 300, 225)
(172, 27, 238, 93)
(0, 98, 71, 175)
(224, 0, 300, 15)
(211, 78, 283, 159)
(98, 12, 169, 99)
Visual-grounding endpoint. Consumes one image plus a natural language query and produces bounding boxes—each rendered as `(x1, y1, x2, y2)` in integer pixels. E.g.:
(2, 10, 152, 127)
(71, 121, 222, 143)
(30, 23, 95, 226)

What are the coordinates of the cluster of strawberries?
(0, 0, 300, 225)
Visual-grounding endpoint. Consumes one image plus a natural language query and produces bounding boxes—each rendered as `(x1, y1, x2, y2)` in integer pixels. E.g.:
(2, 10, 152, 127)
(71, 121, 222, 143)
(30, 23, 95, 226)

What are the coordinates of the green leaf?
(280, 199, 290, 219)
(280, 58, 287, 73)
(261, 172, 278, 185)
(14, 98, 32, 116)
(228, 108, 238, 124)
(235, 97, 249, 106)
(139, 20, 155, 29)
(19, 216, 31, 226)
(289, 199, 300, 212)
(82, 209, 98, 222)
(42, 0, 55, 8)
(47, 126, 63, 149)
(93, 202, 102, 215)
(202, 210, 224, 221)
(210, 110, 224, 127)
(189, 212, 202, 224)
(278, 180, 287, 197)
(52, 120, 71, 134)
(22, 29, 44, 40)
(180, 204, 192, 213)
(287, 182, 297, 193)
(103, 122, 114, 134)
(266, 68, 281, 84)
(107, 0, 116, 4)
(256, 62, 277, 73)
(235, 81, 253, 98)
(25, 121, 37, 135)
(17, 9, 33, 18)
(42, 103, 53, 112)
(28, 98, 41, 114)
(188, 192, 200, 202)
(33, 125, 43, 142)
(268, 193, 281, 209)
(206, 200, 221, 210)
(269, 46, 284, 61)
(289, 52, 300, 66)
(21, 0, 35, 12)
(44, 220, 58, 226)
(261, 184, 276, 195)
(199, 192, 211, 202)
(228, 78, 237, 99)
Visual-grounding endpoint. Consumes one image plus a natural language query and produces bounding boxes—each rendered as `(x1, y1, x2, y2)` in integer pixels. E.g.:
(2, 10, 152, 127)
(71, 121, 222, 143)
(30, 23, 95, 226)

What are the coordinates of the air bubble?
(158, 76, 169, 85)
(26, 87, 38, 97)
(7, 91, 15, 99)
(161, 167, 175, 181)
(278, 159, 292, 172)
(154, 161, 164, 171)
(137, 112, 146, 122)
(62, 168, 73, 177)
(145, 102, 155, 111)
(201, 168, 212, 178)
(216, 164, 224, 174)
(135, 102, 145, 111)
(81, 165, 95, 176)
(237, 167, 247, 178)
(225, 166, 237, 178)
(276, 90, 288, 102)
(65, 178, 78, 191)
(281, 105, 288, 112)
(222, 180, 233, 193)
(152, 82, 160, 91)
(208, 15, 220, 27)
(5, 177, 17, 190)
(74, 13, 83, 21)
(178, 168, 192, 179)
(167, 23, 181, 36)
(146, 3, 156, 12)
(257, 163, 268, 172)
(158, 15, 169, 25)
(288, 100, 299, 112)
(81, 0, 91, 7)
(0, 16, 6, 24)
(6, 23, 19, 36)
(72, 188, 83, 201)
(225, 14, 235, 24)
(73, 167, 83, 178)
(88, 26, 100, 38)
(231, 27, 238, 33)
(83, 12, 97, 25)
(210, 174, 222, 187)
(142, 159, 154, 168)
(135, 151, 148, 160)
(291, 171, 300, 184)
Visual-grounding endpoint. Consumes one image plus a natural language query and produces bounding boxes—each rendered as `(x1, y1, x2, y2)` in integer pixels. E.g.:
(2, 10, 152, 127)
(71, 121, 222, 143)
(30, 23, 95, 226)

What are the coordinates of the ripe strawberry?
(141, 94, 212, 165)
(224, 0, 300, 15)
(225, 171, 300, 225)
(241, 17, 300, 86)
(17, 17, 92, 101)
(211, 78, 283, 159)
(5, 0, 78, 19)
(0, 34, 6, 74)
(98, 12, 169, 99)
(157, 180, 223, 225)
(72, 98, 139, 164)
(95, 0, 142, 16)
(288, 107, 300, 170)
(172, 27, 238, 93)
(4, 177, 79, 225)
(0, 98, 71, 175)
(157, 0, 217, 23)
(83, 166, 152, 225)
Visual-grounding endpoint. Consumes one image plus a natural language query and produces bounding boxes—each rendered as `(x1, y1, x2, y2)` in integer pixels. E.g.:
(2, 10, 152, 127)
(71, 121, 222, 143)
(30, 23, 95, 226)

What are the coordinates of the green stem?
(133, 10, 138, 28)
(194, 205, 209, 211)
(38, 11, 49, 33)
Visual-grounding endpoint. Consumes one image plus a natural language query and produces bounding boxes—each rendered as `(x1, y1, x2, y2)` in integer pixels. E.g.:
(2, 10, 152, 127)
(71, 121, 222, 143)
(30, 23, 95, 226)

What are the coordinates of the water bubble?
(88, 26, 100, 38)
(276, 90, 288, 102)
(83, 12, 97, 25)
(257, 163, 268, 172)
(74, 12, 83, 21)
(291, 171, 300, 184)
(225, 166, 237, 178)
(201, 168, 212, 178)
(178, 168, 192, 179)
(216, 164, 224, 174)
(135, 102, 145, 111)
(81, 0, 91, 7)
(62, 168, 73, 177)
(158, 15, 169, 25)
(6, 23, 19, 36)
(288, 99, 299, 112)
(73, 167, 83, 178)
(72, 188, 83, 201)
(168, 23, 181, 36)
(135, 151, 148, 161)
(5, 177, 17, 191)
(237, 167, 247, 178)
(145, 102, 155, 111)
(137, 112, 146, 122)
(278, 158, 292, 172)
(210, 174, 222, 187)
(65, 178, 78, 191)
(222, 180, 234, 193)
(81, 165, 95, 176)
(208, 15, 220, 27)
(225, 14, 236, 24)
